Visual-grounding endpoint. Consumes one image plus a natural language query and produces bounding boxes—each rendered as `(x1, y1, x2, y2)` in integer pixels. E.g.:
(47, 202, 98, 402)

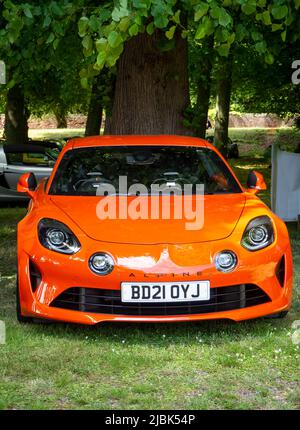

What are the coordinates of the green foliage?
(231, 41, 300, 117)
(75, 0, 299, 83)
(0, 0, 299, 117)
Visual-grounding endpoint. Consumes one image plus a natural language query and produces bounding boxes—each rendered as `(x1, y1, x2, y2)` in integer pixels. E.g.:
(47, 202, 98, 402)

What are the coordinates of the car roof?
(66, 135, 209, 150)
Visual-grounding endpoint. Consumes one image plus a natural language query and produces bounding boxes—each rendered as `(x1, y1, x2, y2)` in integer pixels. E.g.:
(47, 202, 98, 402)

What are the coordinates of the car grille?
(50, 284, 271, 316)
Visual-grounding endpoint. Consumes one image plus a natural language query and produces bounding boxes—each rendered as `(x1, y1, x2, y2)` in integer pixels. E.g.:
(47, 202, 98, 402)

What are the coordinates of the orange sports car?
(16, 136, 293, 324)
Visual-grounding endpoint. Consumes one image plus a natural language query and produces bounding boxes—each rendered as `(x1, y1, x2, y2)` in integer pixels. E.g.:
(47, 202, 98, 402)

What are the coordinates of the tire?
(16, 276, 33, 323)
(264, 310, 289, 319)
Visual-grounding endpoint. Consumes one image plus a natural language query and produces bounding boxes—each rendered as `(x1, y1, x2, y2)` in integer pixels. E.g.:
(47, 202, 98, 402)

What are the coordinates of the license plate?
(121, 281, 210, 303)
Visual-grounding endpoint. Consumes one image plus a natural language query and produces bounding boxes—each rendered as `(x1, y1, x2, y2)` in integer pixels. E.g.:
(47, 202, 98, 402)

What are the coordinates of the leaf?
(106, 43, 124, 67)
(255, 40, 267, 54)
(118, 17, 131, 32)
(82, 35, 92, 51)
(181, 29, 188, 39)
(43, 14, 52, 28)
(265, 53, 274, 64)
(165, 25, 176, 40)
(271, 5, 288, 20)
(272, 23, 283, 31)
(251, 31, 263, 41)
(217, 44, 230, 56)
(78, 17, 89, 37)
(81, 77, 89, 89)
(23, 4, 33, 19)
(194, 2, 209, 22)
(281, 30, 287, 41)
(218, 8, 231, 27)
(133, 0, 148, 8)
(210, 6, 221, 20)
(96, 51, 106, 69)
(108, 31, 123, 48)
(46, 33, 55, 44)
(195, 16, 214, 39)
(241, 2, 256, 15)
(112, 7, 129, 22)
(146, 22, 154, 35)
(50, 2, 64, 17)
(262, 11, 271, 25)
(128, 23, 139, 36)
(96, 38, 107, 52)
(154, 14, 169, 29)
(235, 23, 248, 41)
(53, 38, 59, 50)
(173, 10, 181, 24)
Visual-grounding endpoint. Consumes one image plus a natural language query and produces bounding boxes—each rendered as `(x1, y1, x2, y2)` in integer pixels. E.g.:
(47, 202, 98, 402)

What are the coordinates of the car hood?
(50, 194, 246, 245)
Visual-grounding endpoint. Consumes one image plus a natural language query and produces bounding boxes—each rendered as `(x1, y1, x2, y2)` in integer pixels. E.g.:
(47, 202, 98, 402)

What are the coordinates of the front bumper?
(18, 237, 293, 324)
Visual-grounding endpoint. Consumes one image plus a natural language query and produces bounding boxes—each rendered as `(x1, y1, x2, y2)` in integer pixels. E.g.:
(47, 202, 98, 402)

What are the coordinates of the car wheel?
(16, 276, 33, 323)
(264, 310, 289, 319)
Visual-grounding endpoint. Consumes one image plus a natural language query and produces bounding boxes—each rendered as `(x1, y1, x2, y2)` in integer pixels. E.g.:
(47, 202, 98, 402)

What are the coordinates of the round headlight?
(89, 253, 114, 276)
(46, 229, 66, 246)
(241, 216, 274, 251)
(215, 250, 237, 273)
(38, 219, 81, 255)
(248, 225, 268, 245)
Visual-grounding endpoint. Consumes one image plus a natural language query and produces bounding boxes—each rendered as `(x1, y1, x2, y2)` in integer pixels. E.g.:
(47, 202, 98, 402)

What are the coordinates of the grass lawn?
(0, 128, 299, 410)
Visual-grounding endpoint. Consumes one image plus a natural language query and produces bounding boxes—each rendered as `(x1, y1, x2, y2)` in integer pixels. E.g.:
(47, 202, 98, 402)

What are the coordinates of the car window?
(6, 152, 54, 167)
(49, 146, 242, 196)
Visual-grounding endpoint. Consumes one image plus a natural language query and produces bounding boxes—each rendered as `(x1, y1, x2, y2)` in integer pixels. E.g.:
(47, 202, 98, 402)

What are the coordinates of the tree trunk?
(54, 106, 68, 129)
(104, 112, 112, 135)
(85, 78, 103, 136)
(4, 85, 28, 145)
(194, 37, 214, 138)
(109, 30, 190, 135)
(214, 54, 233, 157)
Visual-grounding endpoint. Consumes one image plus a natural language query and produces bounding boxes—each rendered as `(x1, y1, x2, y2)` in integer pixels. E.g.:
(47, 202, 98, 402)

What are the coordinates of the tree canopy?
(0, 0, 299, 145)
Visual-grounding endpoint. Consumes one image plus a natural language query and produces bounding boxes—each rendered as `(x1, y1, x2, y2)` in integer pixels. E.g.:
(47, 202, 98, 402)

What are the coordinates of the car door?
(2, 145, 53, 190)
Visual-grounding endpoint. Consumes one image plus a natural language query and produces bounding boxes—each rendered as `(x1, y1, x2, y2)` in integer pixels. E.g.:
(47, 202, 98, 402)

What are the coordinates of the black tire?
(16, 276, 33, 323)
(264, 310, 289, 319)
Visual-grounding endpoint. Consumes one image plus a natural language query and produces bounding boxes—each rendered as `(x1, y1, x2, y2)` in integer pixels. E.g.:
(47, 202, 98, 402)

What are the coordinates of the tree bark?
(214, 54, 233, 156)
(85, 78, 103, 136)
(109, 30, 191, 135)
(4, 85, 29, 145)
(194, 37, 214, 138)
(54, 106, 68, 129)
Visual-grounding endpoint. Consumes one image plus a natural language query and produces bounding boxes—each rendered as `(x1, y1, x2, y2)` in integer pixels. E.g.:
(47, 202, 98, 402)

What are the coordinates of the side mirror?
(17, 172, 37, 198)
(246, 170, 267, 194)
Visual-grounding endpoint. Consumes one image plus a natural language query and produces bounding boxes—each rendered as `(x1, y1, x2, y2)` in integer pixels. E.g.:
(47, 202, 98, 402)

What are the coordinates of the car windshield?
(49, 146, 242, 196)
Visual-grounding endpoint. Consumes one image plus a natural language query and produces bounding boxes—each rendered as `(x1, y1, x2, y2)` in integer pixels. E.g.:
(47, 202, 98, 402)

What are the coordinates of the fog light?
(89, 253, 114, 275)
(215, 250, 237, 273)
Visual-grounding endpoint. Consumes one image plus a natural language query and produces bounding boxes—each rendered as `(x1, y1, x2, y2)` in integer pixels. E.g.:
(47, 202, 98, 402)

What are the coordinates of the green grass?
(28, 129, 85, 140)
(0, 128, 299, 410)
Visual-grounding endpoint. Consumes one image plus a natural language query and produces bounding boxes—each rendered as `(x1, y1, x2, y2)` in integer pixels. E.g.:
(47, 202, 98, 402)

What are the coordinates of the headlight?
(241, 216, 274, 251)
(38, 218, 81, 254)
(215, 250, 237, 272)
(89, 253, 114, 275)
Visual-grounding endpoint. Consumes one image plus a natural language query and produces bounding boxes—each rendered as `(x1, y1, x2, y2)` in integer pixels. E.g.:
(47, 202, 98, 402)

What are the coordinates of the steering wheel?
(73, 172, 114, 192)
(152, 172, 191, 194)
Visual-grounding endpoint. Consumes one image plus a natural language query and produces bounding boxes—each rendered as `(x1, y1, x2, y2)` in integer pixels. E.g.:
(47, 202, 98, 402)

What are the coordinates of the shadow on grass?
(21, 313, 293, 349)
